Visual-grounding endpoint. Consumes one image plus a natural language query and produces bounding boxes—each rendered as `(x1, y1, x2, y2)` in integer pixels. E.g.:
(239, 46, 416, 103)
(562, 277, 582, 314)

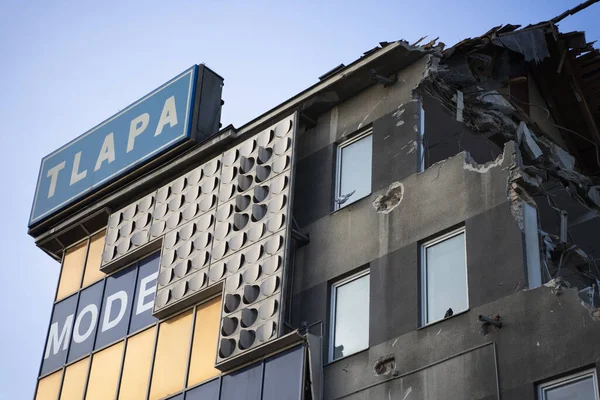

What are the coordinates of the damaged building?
(30, 2, 600, 400)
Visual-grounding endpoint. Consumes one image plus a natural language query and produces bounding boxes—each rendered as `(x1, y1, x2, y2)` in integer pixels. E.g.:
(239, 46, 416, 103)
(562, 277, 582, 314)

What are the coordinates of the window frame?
(420, 227, 468, 327)
(329, 269, 370, 362)
(537, 368, 600, 400)
(334, 128, 373, 211)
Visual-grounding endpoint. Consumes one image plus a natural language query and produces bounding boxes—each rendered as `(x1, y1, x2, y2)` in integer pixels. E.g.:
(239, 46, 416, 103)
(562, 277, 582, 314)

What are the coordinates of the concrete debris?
(588, 186, 600, 207)
(373, 354, 397, 377)
(463, 149, 505, 173)
(517, 122, 543, 160)
(490, 28, 550, 63)
(373, 182, 404, 213)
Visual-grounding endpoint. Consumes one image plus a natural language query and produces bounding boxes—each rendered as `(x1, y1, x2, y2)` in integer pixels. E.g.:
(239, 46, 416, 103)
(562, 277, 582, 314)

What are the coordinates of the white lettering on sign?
(44, 314, 74, 359)
(155, 96, 178, 137)
(70, 151, 88, 186)
(137, 272, 159, 315)
(127, 113, 150, 153)
(73, 304, 98, 343)
(46, 161, 66, 199)
(94, 133, 116, 172)
(101, 291, 127, 332)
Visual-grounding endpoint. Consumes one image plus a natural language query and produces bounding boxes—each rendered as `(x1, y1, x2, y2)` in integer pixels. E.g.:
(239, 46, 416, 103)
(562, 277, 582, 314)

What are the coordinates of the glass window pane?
(545, 376, 596, 400)
(41, 294, 78, 376)
(425, 232, 467, 324)
(85, 341, 124, 400)
(82, 231, 106, 288)
(338, 135, 372, 207)
(60, 356, 89, 399)
(95, 265, 137, 350)
(333, 273, 369, 360)
(118, 327, 156, 400)
(129, 254, 159, 334)
(187, 298, 221, 387)
(149, 310, 193, 400)
(185, 378, 220, 400)
(68, 281, 105, 363)
(56, 241, 87, 301)
(262, 345, 305, 400)
(221, 363, 262, 400)
(35, 370, 62, 400)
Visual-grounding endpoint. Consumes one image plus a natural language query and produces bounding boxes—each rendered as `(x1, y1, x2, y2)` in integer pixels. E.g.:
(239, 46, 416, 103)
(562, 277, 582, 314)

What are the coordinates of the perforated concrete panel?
(100, 114, 297, 366)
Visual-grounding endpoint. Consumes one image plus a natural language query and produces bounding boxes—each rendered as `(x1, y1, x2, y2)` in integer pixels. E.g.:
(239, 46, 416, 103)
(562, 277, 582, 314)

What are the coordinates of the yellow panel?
(85, 341, 124, 400)
(56, 240, 88, 301)
(35, 370, 62, 400)
(149, 310, 193, 400)
(118, 327, 156, 400)
(188, 298, 221, 387)
(60, 357, 89, 400)
(82, 231, 106, 288)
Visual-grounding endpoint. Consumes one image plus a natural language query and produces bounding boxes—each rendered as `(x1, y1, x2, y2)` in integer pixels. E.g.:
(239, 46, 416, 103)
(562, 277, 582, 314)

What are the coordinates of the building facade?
(31, 12, 600, 400)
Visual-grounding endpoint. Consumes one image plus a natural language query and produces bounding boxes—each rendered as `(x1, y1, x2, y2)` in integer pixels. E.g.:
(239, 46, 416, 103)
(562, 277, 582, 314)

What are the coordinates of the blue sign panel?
(30, 66, 198, 226)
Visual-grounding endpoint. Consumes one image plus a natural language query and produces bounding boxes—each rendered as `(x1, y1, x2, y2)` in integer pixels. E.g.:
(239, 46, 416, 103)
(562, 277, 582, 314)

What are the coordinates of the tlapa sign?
(29, 65, 223, 226)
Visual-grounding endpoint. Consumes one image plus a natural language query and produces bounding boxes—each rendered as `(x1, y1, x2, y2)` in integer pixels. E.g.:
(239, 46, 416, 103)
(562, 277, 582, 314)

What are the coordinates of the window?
(537, 369, 599, 400)
(330, 270, 370, 361)
(421, 228, 468, 325)
(335, 130, 372, 209)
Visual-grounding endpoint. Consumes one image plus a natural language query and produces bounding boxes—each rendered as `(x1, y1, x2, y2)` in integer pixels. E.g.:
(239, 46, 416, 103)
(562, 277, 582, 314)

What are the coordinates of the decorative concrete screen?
(100, 114, 297, 366)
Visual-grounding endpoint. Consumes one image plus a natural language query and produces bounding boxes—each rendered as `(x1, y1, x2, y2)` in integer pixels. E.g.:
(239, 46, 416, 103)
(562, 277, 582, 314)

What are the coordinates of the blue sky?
(0, 1, 598, 398)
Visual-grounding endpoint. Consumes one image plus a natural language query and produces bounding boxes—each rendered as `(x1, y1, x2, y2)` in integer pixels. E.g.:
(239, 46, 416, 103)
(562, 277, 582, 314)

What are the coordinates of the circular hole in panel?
(274, 119, 293, 137)
(248, 223, 265, 242)
(193, 232, 212, 250)
(251, 204, 268, 222)
(158, 268, 173, 286)
(270, 175, 288, 194)
(233, 214, 249, 231)
(221, 317, 238, 336)
(265, 235, 283, 255)
(174, 260, 190, 278)
(219, 338, 236, 358)
(153, 203, 168, 219)
(102, 246, 116, 263)
(245, 245, 263, 263)
(108, 212, 122, 228)
(238, 330, 256, 350)
(224, 294, 241, 313)
(189, 271, 206, 291)
(268, 194, 287, 213)
(164, 232, 179, 249)
(260, 276, 280, 297)
(272, 155, 290, 174)
(217, 204, 233, 222)
(253, 185, 269, 203)
(196, 213, 214, 232)
(209, 263, 226, 282)
(123, 204, 138, 220)
(266, 214, 285, 233)
(257, 130, 274, 147)
(199, 195, 216, 212)
(150, 220, 166, 237)
(225, 274, 241, 293)
(131, 231, 148, 246)
(273, 137, 291, 156)
(219, 184, 235, 202)
(228, 232, 247, 251)
(156, 187, 171, 203)
(176, 241, 193, 259)
(257, 146, 273, 165)
(172, 177, 187, 194)
(171, 280, 188, 299)
(116, 239, 132, 255)
(155, 289, 170, 308)
(241, 308, 258, 328)
(201, 177, 218, 194)
(255, 165, 271, 183)
(192, 251, 209, 270)
(243, 285, 260, 304)
(166, 212, 182, 230)
(138, 195, 154, 212)
(258, 299, 278, 320)
(215, 222, 231, 241)
(184, 186, 200, 203)
(239, 140, 256, 157)
(161, 249, 176, 267)
(203, 159, 221, 177)
(182, 203, 199, 221)
(106, 229, 120, 245)
(119, 221, 134, 237)
(179, 223, 196, 241)
(221, 166, 237, 184)
(187, 168, 203, 185)
(222, 149, 239, 166)
(239, 156, 255, 174)
(256, 321, 276, 342)
(235, 195, 251, 212)
(243, 264, 261, 284)
(168, 195, 184, 211)
(237, 175, 253, 192)
(212, 241, 229, 260)
(262, 255, 282, 275)
(226, 254, 245, 273)
(135, 213, 151, 230)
